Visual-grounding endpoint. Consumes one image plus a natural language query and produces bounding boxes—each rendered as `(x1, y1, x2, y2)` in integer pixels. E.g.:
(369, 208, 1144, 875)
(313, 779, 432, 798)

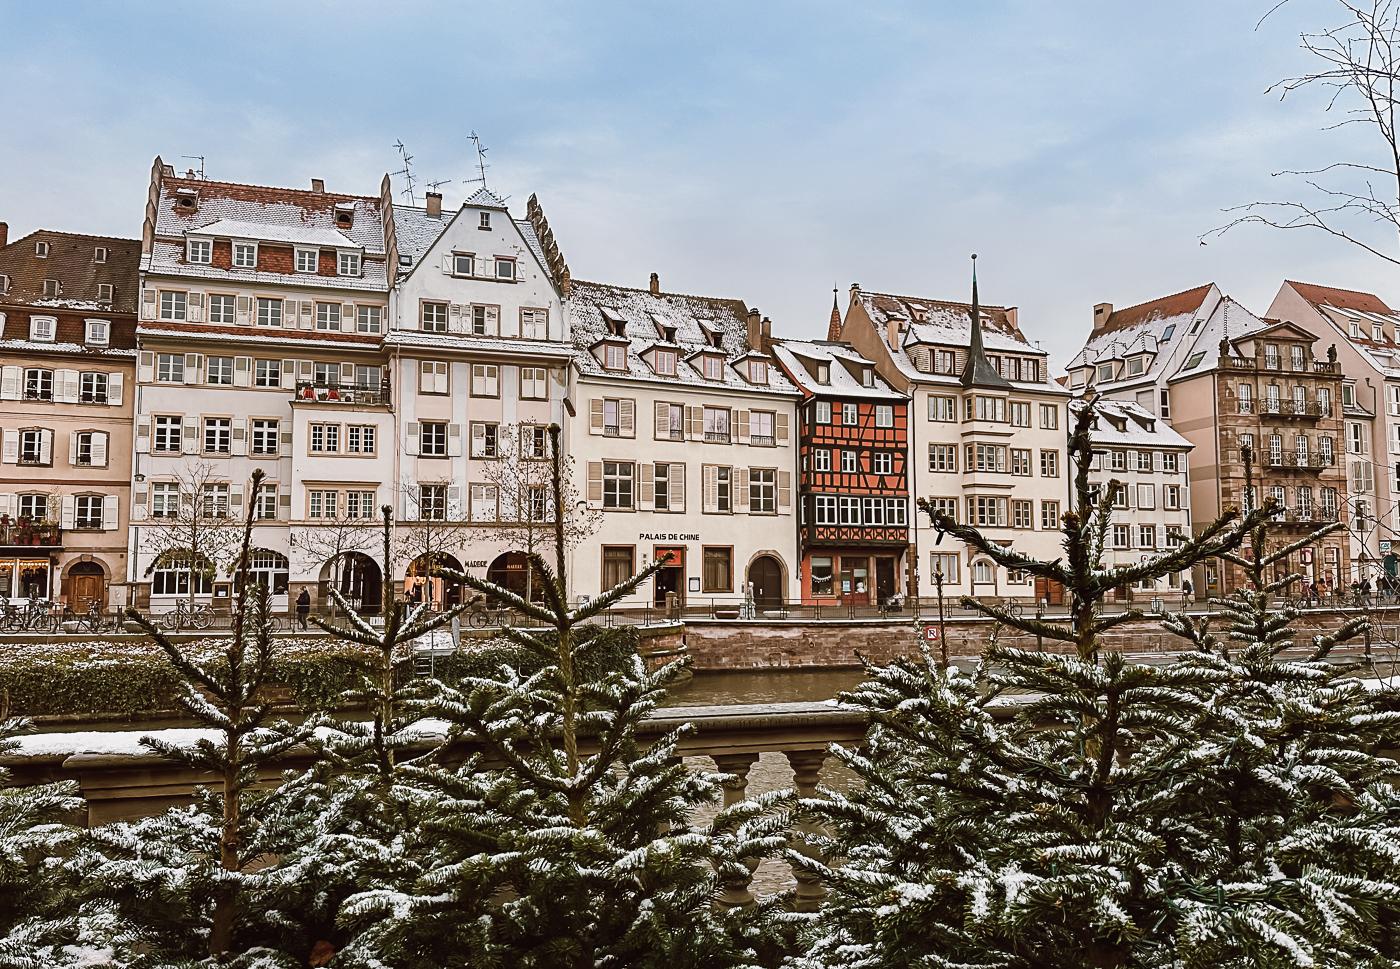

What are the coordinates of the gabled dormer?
(600, 306, 628, 338)
(642, 344, 679, 377)
(592, 335, 629, 372)
(687, 347, 726, 382)
(697, 320, 724, 350)
(734, 352, 770, 386)
(648, 311, 678, 343)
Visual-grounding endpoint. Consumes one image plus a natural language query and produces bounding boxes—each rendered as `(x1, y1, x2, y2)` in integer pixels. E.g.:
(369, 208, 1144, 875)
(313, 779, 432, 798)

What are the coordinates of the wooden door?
(70, 572, 104, 612)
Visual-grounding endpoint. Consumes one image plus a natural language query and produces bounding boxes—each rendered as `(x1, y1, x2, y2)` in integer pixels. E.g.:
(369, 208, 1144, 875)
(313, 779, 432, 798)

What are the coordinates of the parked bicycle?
(0, 597, 57, 633)
(160, 599, 214, 631)
(995, 598, 1024, 620)
(468, 604, 512, 628)
(62, 602, 110, 634)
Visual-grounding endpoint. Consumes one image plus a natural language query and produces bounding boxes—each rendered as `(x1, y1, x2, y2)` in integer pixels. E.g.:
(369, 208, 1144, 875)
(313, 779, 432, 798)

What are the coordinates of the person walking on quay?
(296, 588, 311, 631)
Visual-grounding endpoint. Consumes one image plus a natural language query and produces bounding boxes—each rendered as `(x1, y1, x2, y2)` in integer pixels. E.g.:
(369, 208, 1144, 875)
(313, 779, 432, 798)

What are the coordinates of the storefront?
(0, 556, 56, 602)
(802, 549, 903, 606)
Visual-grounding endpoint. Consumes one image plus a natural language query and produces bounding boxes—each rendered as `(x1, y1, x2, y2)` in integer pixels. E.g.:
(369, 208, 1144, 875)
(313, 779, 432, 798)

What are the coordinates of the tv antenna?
(392, 139, 418, 205)
(466, 131, 490, 191)
(180, 155, 206, 180)
(426, 178, 453, 193)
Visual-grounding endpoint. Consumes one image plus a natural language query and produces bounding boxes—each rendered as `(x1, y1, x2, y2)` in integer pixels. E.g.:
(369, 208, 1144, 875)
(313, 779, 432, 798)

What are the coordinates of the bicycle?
(996, 598, 1024, 620)
(468, 605, 511, 628)
(160, 600, 214, 631)
(1, 598, 56, 633)
(62, 603, 110, 634)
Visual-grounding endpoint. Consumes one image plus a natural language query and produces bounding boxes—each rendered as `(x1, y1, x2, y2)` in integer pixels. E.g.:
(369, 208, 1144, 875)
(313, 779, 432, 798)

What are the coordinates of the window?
(310, 422, 341, 453)
(68, 494, 102, 530)
(929, 553, 960, 585)
(1164, 485, 1182, 510)
(840, 450, 857, 473)
(295, 248, 319, 273)
(206, 356, 234, 385)
(653, 349, 677, 376)
(313, 362, 338, 387)
(928, 395, 957, 422)
(520, 307, 548, 340)
(929, 444, 956, 472)
(251, 419, 279, 455)
(1040, 450, 1060, 477)
(703, 407, 731, 443)
(159, 291, 187, 321)
(316, 302, 341, 331)
(749, 469, 778, 514)
(813, 448, 831, 472)
(701, 354, 723, 380)
(520, 425, 548, 459)
(658, 403, 685, 441)
(1138, 524, 1157, 549)
(748, 359, 768, 384)
(969, 395, 1006, 422)
(23, 368, 53, 401)
(308, 489, 337, 519)
(232, 242, 257, 268)
(1161, 452, 1179, 473)
(520, 367, 548, 400)
(255, 359, 281, 388)
(347, 424, 376, 454)
(80, 319, 110, 347)
(1009, 401, 1030, 427)
(809, 555, 834, 597)
(471, 364, 499, 397)
(839, 497, 860, 525)
(1264, 344, 1280, 369)
(814, 495, 838, 524)
(418, 484, 447, 521)
(926, 497, 958, 523)
(156, 353, 184, 383)
(1136, 484, 1156, 510)
(419, 361, 448, 395)
(816, 400, 832, 424)
(873, 451, 893, 475)
(153, 557, 212, 596)
(1135, 450, 1153, 472)
(495, 257, 516, 280)
(1039, 404, 1058, 429)
(73, 430, 101, 467)
(42, 279, 60, 298)
(1291, 345, 1306, 370)
(750, 410, 776, 446)
(966, 443, 1007, 473)
(1160, 389, 1170, 418)
(604, 461, 634, 509)
(337, 251, 361, 276)
(1112, 524, 1131, 549)
(354, 304, 382, 334)
(603, 344, 627, 370)
(419, 421, 448, 457)
(602, 547, 634, 589)
(1012, 499, 1033, 529)
(200, 294, 234, 326)
(421, 302, 449, 333)
(18, 430, 47, 465)
(715, 466, 732, 512)
(346, 490, 376, 518)
(1348, 422, 1366, 454)
(967, 495, 1008, 527)
(452, 253, 476, 276)
(470, 484, 499, 522)
(469, 422, 499, 458)
(841, 402, 858, 425)
(254, 297, 281, 328)
(187, 238, 212, 264)
(1126, 356, 1145, 376)
(153, 415, 181, 453)
(97, 283, 113, 302)
(150, 482, 179, 518)
(1097, 362, 1115, 383)
(1041, 500, 1060, 530)
(465, 305, 495, 336)
(203, 417, 232, 454)
(200, 483, 230, 518)
(1009, 448, 1030, 476)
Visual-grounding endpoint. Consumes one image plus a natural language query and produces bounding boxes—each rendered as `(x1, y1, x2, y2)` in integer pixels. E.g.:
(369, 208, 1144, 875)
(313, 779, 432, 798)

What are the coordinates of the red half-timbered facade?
(772, 339, 910, 605)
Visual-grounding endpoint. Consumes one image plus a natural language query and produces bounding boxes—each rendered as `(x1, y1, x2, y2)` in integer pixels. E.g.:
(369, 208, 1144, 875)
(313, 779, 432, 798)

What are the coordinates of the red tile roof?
(1285, 280, 1393, 314)
(1099, 283, 1213, 334)
(0, 230, 141, 314)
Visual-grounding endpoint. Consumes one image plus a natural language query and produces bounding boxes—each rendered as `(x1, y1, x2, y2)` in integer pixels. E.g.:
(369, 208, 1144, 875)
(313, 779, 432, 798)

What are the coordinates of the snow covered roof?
(1073, 398, 1192, 450)
(1164, 296, 1278, 383)
(1282, 280, 1400, 379)
(0, 229, 141, 315)
(184, 218, 361, 250)
(771, 339, 906, 401)
(567, 280, 798, 397)
(383, 329, 573, 360)
(1067, 284, 1218, 385)
(389, 204, 549, 282)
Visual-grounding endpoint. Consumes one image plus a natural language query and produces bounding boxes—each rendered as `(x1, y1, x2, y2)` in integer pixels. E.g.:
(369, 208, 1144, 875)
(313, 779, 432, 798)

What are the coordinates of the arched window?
(152, 552, 214, 596)
(239, 550, 289, 595)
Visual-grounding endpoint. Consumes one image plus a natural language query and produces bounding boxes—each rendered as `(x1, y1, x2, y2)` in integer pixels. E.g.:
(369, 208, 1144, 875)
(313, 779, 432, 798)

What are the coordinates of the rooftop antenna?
(426, 178, 453, 193)
(466, 131, 491, 191)
(392, 139, 418, 205)
(180, 155, 206, 180)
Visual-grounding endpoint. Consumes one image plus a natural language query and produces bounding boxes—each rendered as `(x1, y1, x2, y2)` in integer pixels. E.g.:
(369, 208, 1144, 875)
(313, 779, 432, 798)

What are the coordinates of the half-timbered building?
(770, 338, 910, 606)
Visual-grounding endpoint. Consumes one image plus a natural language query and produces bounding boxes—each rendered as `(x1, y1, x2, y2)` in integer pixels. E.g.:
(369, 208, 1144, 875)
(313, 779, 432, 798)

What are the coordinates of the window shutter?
(283, 299, 298, 328)
(470, 423, 486, 457)
(736, 468, 750, 512)
(776, 412, 789, 444)
(56, 369, 79, 403)
(141, 287, 157, 320)
(134, 417, 150, 453)
(448, 423, 464, 457)
(297, 360, 313, 382)
(278, 491, 292, 518)
(0, 430, 14, 464)
(231, 483, 245, 512)
(406, 422, 420, 456)
(590, 399, 604, 434)
(39, 429, 52, 465)
(340, 362, 356, 385)
(587, 461, 603, 505)
(703, 465, 718, 512)
(449, 304, 464, 333)
(108, 372, 124, 405)
(281, 359, 297, 390)
(182, 416, 200, 454)
(279, 427, 293, 456)
(341, 303, 356, 332)
(442, 254, 453, 275)
(183, 353, 202, 385)
(69, 432, 78, 466)
(299, 301, 314, 328)
(131, 481, 147, 521)
(687, 405, 703, 440)
(188, 292, 204, 323)
(0, 366, 19, 400)
(234, 356, 252, 387)
(102, 495, 118, 530)
(61, 495, 75, 530)
(639, 463, 655, 507)
(654, 401, 669, 439)
(486, 306, 499, 330)
(736, 409, 750, 443)
(670, 462, 685, 511)
(231, 420, 248, 456)
(92, 431, 108, 467)
(137, 352, 154, 384)
(620, 399, 635, 437)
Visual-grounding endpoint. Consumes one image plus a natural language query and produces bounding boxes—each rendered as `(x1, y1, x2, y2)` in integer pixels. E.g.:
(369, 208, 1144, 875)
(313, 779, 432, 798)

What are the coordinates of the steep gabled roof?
(0, 229, 141, 315)
(1098, 283, 1214, 334)
(1286, 280, 1393, 315)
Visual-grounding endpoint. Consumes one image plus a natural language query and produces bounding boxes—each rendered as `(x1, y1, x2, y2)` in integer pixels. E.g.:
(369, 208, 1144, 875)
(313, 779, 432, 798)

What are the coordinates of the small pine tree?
(339, 425, 790, 968)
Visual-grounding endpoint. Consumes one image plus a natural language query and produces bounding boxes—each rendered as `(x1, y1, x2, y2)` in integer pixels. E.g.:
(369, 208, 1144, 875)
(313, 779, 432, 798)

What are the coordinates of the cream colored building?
(564, 276, 801, 610)
(839, 279, 1071, 604)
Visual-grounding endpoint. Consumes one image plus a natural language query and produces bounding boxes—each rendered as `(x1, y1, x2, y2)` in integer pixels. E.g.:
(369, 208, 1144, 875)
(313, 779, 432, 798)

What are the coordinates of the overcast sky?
(2, 0, 1394, 367)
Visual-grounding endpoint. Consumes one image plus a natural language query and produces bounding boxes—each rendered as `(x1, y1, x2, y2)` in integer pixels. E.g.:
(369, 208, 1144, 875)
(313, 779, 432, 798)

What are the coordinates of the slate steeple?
(960, 253, 1010, 389)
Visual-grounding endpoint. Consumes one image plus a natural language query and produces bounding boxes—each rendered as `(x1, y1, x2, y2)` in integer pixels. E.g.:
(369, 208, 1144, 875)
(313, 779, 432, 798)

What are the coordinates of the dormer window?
(1125, 356, 1145, 376)
(1096, 362, 1114, 383)
(748, 360, 768, 384)
(816, 362, 830, 384)
(42, 279, 60, 298)
(653, 349, 677, 376)
(334, 203, 355, 228)
(601, 307, 627, 338)
(453, 253, 476, 276)
(0, 274, 9, 294)
(175, 187, 199, 210)
(35, 242, 49, 258)
(187, 238, 212, 264)
(1161, 324, 1175, 341)
(232, 242, 257, 269)
(94, 247, 108, 264)
(861, 367, 874, 388)
(479, 212, 491, 230)
(604, 344, 627, 371)
(295, 248, 319, 273)
(1351, 321, 1362, 338)
(494, 257, 516, 280)
(702, 355, 723, 381)
(85, 319, 110, 347)
(29, 317, 56, 342)
(1374, 325, 1384, 342)
(337, 251, 361, 277)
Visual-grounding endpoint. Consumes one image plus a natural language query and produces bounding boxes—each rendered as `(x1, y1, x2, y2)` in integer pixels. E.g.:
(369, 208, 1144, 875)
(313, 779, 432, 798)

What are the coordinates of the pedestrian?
(296, 588, 311, 631)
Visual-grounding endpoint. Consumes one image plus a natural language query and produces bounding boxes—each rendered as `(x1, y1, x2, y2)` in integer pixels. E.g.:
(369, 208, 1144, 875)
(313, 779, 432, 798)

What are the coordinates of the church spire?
(827, 285, 842, 341)
(960, 253, 1010, 389)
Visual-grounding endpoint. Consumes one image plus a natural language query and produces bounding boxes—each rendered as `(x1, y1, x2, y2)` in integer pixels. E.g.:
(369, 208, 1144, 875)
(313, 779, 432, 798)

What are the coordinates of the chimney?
(888, 317, 902, 350)
(760, 316, 772, 350)
(747, 307, 762, 349)
(1093, 302, 1114, 332)
(311, 178, 325, 193)
(1005, 306, 1019, 331)
(425, 192, 443, 218)
(649, 272, 660, 295)
(0, 222, 7, 248)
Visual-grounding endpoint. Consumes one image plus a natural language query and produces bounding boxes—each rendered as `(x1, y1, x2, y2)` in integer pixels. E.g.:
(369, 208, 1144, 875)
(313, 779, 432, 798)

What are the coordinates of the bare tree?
(139, 460, 246, 605)
(393, 477, 472, 608)
(466, 422, 600, 602)
(1210, 0, 1400, 262)
(288, 509, 377, 616)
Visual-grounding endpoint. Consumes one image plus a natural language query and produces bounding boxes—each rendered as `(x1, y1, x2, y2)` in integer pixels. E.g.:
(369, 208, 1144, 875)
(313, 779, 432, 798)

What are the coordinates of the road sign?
(923, 625, 940, 642)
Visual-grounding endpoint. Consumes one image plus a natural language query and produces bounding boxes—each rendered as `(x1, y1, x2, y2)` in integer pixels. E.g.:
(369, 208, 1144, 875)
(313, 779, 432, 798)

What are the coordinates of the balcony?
(750, 433, 776, 447)
(705, 430, 732, 443)
(1264, 452, 1334, 471)
(292, 380, 390, 407)
(23, 387, 53, 402)
(1260, 400, 1328, 419)
(0, 522, 62, 548)
(1277, 507, 1339, 526)
(660, 428, 685, 441)
(603, 425, 622, 438)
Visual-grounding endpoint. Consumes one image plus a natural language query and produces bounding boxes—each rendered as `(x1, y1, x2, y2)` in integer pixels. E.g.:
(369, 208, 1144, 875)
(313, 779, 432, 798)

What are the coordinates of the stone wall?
(680, 608, 1369, 670)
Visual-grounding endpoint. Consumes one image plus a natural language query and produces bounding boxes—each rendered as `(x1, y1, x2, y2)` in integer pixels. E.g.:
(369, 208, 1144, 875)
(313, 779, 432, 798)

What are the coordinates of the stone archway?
(487, 551, 547, 603)
(406, 552, 465, 609)
(745, 553, 786, 610)
(321, 551, 382, 614)
(64, 560, 107, 612)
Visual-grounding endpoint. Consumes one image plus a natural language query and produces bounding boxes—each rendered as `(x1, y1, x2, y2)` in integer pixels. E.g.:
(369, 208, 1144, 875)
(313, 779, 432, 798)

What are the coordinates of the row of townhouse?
(0, 158, 1201, 615)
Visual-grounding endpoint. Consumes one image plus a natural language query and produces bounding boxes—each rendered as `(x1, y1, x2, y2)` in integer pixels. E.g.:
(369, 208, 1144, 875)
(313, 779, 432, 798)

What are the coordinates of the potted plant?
(326, 385, 340, 401)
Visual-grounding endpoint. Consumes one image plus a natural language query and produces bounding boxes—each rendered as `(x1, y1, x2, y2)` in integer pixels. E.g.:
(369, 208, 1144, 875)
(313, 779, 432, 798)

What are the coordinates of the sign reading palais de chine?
(639, 533, 700, 542)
